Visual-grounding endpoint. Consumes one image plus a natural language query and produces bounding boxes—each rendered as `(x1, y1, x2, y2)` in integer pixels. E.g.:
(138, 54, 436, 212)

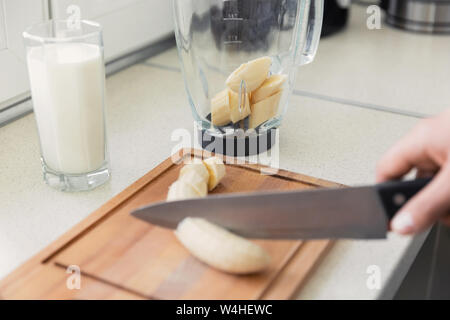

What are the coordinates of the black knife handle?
(376, 177, 432, 220)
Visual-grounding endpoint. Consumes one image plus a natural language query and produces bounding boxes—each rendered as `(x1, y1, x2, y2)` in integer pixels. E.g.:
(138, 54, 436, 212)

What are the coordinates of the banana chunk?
(175, 218, 271, 274)
(179, 159, 210, 183)
(167, 180, 203, 201)
(249, 91, 282, 129)
(251, 74, 287, 104)
(211, 89, 231, 126)
(202, 156, 226, 191)
(226, 57, 272, 93)
(229, 90, 251, 123)
(179, 170, 208, 197)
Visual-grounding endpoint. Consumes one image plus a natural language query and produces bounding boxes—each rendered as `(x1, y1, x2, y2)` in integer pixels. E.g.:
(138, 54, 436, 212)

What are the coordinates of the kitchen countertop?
(0, 5, 448, 299)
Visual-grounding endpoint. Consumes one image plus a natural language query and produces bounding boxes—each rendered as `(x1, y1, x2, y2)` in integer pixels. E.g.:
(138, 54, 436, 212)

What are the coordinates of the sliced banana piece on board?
(179, 159, 210, 183)
(167, 180, 204, 201)
(251, 74, 287, 104)
(202, 156, 226, 191)
(229, 89, 251, 123)
(249, 91, 283, 129)
(211, 89, 231, 126)
(178, 170, 208, 197)
(226, 56, 272, 93)
(175, 218, 271, 274)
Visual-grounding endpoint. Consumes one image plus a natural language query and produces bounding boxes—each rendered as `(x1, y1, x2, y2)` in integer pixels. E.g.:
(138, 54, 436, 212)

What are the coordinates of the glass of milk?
(23, 20, 110, 191)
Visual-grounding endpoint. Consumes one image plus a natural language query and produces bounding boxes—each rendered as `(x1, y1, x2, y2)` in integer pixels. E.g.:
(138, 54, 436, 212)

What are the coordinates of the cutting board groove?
(0, 149, 342, 300)
(53, 262, 153, 299)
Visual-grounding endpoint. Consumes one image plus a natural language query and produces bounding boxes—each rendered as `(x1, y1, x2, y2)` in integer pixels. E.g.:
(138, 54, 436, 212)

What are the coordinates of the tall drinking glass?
(23, 20, 110, 191)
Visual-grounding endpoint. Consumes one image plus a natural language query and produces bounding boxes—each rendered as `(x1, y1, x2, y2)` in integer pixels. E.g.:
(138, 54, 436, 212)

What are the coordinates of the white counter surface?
(1, 6, 448, 299)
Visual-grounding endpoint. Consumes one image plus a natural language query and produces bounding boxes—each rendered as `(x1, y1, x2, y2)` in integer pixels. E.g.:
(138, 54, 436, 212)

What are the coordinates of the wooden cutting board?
(0, 149, 343, 300)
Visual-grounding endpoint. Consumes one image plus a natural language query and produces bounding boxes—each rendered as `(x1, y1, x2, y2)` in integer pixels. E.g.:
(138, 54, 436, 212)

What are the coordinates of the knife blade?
(131, 178, 431, 240)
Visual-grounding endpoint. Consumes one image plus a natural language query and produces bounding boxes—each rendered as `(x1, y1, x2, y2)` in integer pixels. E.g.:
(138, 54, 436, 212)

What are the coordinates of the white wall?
(0, 3, 7, 50)
(0, 0, 174, 107)
(51, 0, 174, 61)
(0, 0, 48, 107)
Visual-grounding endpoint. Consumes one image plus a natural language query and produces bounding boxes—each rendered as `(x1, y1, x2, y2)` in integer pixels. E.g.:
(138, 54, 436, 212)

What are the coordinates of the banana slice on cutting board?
(226, 56, 272, 93)
(179, 159, 210, 183)
(167, 180, 204, 201)
(249, 91, 283, 129)
(203, 156, 226, 191)
(175, 218, 271, 274)
(251, 74, 287, 104)
(178, 170, 208, 197)
(168, 157, 226, 199)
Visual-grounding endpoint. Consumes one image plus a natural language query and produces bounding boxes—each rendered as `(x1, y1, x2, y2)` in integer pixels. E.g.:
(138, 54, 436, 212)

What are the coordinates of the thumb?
(391, 162, 450, 235)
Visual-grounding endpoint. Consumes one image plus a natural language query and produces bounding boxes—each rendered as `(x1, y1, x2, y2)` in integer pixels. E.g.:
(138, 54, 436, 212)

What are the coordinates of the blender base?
(198, 127, 278, 157)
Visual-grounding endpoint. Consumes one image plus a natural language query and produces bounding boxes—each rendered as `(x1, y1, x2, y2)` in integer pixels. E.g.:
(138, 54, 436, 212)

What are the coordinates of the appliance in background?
(322, 0, 351, 37)
(381, 0, 450, 33)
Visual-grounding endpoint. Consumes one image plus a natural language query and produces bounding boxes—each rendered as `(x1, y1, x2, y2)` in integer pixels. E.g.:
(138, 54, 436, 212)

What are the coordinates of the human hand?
(376, 109, 450, 235)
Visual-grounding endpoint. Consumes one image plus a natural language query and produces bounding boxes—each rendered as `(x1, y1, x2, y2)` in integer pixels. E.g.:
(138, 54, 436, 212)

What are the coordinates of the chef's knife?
(131, 178, 431, 239)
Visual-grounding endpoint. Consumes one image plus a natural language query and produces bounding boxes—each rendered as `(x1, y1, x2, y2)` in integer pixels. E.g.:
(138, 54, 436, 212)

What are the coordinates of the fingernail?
(391, 212, 415, 234)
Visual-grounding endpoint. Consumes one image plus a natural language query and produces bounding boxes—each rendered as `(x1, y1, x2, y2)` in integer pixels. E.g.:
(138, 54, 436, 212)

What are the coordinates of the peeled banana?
(251, 74, 287, 104)
(211, 89, 231, 126)
(175, 218, 271, 274)
(167, 180, 203, 201)
(249, 91, 283, 129)
(226, 56, 272, 93)
(203, 156, 226, 191)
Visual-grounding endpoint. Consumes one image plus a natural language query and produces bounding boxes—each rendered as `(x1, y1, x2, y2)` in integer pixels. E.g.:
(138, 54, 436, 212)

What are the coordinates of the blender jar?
(173, 0, 323, 156)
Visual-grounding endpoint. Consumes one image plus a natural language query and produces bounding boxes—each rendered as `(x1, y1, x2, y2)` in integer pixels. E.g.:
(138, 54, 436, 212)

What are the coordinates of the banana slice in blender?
(249, 91, 283, 129)
(251, 74, 287, 104)
(229, 90, 251, 123)
(211, 89, 232, 126)
(175, 217, 271, 274)
(212, 89, 251, 125)
(226, 56, 272, 93)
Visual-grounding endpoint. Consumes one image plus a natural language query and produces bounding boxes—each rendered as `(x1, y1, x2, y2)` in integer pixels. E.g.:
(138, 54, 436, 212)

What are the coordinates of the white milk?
(27, 43, 106, 174)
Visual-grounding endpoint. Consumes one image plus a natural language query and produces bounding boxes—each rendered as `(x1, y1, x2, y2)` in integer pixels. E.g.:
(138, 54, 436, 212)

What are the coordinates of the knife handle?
(376, 177, 432, 220)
